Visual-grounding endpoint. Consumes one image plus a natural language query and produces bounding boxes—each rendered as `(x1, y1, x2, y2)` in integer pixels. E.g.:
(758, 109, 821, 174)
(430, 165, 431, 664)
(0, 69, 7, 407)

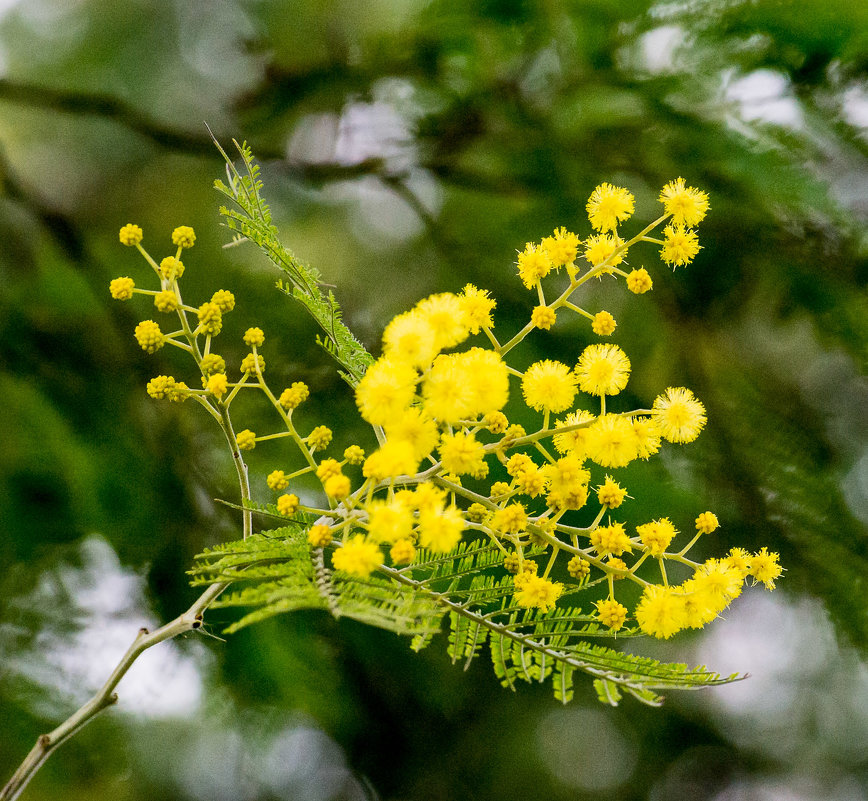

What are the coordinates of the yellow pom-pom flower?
(552, 410, 595, 458)
(200, 354, 226, 376)
(276, 493, 299, 516)
(206, 373, 228, 399)
(652, 387, 707, 443)
(362, 440, 419, 481)
(575, 343, 631, 396)
(567, 555, 590, 580)
(522, 360, 578, 413)
(636, 518, 677, 556)
(307, 425, 332, 451)
(586, 183, 635, 232)
(355, 358, 418, 426)
(384, 408, 439, 462)
(236, 430, 256, 450)
(591, 310, 616, 336)
(324, 474, 351, 499)
(590, 522, 632, 556)
(367, 500, 413, 544)
(749, 548, 783, 589)
(243, 327, 265, 347)
(159, 256, 185, 280)
(635, 585, 687, 639)
(308, 524, 333, 548)
(595, 598, 628, 631)
(695, 511, 719, 534)
(584, 233, 625, 269)
(197, 302, 222, 336)
(459, 284, 496, 333)
(585, 414, 638, 468)
(389, 538, 416, 565)
(439, 430, 486, 476)
(119, 224, 143, 246)
(531, 305, 557, 330)
(240, 353, 265, 375)
(541, 227, 580, 267)
(146, 375, 176, 400)
(267, 470, 289, 491)
(134, 320, 165, 353)
(517, 242, 553, 288)
(109, 277, 135, 300)
(381, 310, 438, 369)
(626, 268, 653, 294)
(211, 290, 236, 312)
(660, 223, 701, 268)
(278, 382, 309, 410)
(417, 505, 465, 553)
(415, 292, 471, 351)
(171, 226, 196, 248)
(154, 290, 179, 312)
(343, 445, 366, 465)
(332, 535, 382, 577)
(515, 574, 563, 612)
(491, 503, 528, 535)
(659, 177, 709, 227)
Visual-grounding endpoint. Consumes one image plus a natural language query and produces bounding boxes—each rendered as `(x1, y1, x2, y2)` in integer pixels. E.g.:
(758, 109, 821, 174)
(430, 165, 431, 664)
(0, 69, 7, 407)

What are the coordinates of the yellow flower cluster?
(111, 177, 779, 644)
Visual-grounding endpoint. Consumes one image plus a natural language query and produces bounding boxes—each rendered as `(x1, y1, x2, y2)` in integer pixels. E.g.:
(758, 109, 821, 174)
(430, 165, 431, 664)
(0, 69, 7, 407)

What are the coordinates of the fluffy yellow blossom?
(159, 256, 185, 280)
(590, 522, 632, 556)
(109, 277, 135, 300)
(267, 470, 289, 491)
(591, 311, 617, 336)
(659, 177, 709, 227)
(749, 548, 783, 589)
(279, 382, 309, 410)
(541, 227, 580, 267)
(276, 493, 299, 516)
(362, 440, 419, 481)
(506, 453, 534, 477)
(197, 302, 222, 336)
(153, 290, 178, 312)
(240, 353, 265, 374)
(695, 511, 720, 534)
(171, 226, 196, 248)
(146, 375, 182, 401)
(552, 410, 595, 458)
(367, 500, 413, 544)
(596, 476, 627, 509)
(211, 289, 236, 312)
(384, 408, 438, 461)
(343, 445, 366, 464)
(200, 354, 226, 376)
(460, 284, 496, 333)
(423, 349, 509, 423)
(236, 430, 256, 450)
(586, 183, 635, 232)
(308, 524, 333, 548)
(595, 598, 628, 631)
(484, 410, 509, 434)
(584, 233, 625, 269)
(567, 555, 590, 580)
(517, 242, 553, 288)
(636, 518, 677, 556)
(355, 358, 418, 426)
(652, 387, 707, 443)
(724, 547, 752, 579)
(491, 503, 528, 535)
(206, 373, 228, 399)
(522, 360, 578, 413)
(531, 305, 557, 330)
(515, 574, 563, 611)
(626, 268, 653, 294)
(307, 425, 332, 451)
(332, 535, 382, 577)
(660, 224, 701, 267)
(585, 415, 638, 468)
(389, 538, 416, 564)
(575, 343, 631, 396)
(415, 292, 470, 351)
(631, 416, 662, 459)
(134, 320, 165, 353)
(439, 430, 486, 476)
(382, 310, 438, 368)
(635, 585, 687, 639)
(119, 224, 143, 246)
(543, 455, 590, 511)
(243, 327, 265, 347)
(515, 466, 546, 497)
(418, 505, 465, 553)
(324, 474, 351, 499)
(316, 459, 342, 482)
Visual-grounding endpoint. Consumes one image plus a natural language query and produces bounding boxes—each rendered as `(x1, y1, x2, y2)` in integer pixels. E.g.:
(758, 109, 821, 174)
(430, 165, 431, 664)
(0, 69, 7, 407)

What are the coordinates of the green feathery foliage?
(210, 134, 373, 387)
(191, 527, 740, 706)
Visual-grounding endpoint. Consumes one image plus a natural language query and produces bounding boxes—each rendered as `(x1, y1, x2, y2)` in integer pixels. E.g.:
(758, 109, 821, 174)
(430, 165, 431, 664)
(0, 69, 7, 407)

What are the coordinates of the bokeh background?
(1, 1, 866, 800)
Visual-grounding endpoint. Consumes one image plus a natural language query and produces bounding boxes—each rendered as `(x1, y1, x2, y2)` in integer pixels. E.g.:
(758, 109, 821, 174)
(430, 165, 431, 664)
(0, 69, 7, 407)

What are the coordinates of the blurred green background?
(0, 1, 866, 799)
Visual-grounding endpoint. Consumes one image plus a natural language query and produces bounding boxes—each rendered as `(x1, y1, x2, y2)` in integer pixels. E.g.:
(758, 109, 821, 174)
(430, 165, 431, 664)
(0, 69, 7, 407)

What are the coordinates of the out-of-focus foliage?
(0, 1, 865, 800)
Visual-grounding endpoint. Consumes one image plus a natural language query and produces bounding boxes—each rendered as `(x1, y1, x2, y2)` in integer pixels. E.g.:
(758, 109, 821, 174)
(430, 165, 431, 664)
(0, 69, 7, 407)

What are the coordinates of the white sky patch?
(3, 535, 207, 720)
(725, 69, 805, 129)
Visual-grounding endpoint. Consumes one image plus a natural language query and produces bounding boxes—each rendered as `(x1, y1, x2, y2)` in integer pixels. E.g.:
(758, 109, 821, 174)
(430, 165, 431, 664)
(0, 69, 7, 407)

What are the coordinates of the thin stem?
(0, 582, 228, 801)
